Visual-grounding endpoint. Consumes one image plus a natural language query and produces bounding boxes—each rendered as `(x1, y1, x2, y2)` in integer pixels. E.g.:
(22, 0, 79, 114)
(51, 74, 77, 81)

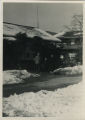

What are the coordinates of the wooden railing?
(62, 44, 82, 50)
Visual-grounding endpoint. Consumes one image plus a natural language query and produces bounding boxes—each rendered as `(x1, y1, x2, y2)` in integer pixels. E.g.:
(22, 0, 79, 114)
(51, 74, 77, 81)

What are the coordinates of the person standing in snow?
(34, 52, 40, 72)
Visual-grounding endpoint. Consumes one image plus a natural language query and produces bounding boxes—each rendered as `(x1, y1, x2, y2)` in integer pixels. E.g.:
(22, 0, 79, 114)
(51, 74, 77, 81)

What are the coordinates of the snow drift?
(3, 81, 84, 118)
(52, 65, 82, 75)
(3, 70, 40, 85)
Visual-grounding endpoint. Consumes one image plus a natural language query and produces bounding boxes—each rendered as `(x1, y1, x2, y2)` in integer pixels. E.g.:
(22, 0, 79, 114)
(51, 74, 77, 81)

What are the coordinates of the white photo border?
(0, 0, 85, 120)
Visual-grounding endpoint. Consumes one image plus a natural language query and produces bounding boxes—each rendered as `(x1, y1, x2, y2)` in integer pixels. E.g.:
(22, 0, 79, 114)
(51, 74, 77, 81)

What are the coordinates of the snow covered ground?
(3, 81, 84, 118)
(3, 66, 84, 118)
(52, 65, 82, 75)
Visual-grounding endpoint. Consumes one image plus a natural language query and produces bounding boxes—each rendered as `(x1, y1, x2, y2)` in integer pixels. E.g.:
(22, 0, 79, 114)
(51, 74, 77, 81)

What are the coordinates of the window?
(69, 53, 76, 59)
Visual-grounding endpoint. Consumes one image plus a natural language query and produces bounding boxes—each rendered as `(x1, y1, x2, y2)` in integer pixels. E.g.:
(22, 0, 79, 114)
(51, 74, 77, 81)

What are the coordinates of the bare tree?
(64, 14, 83, 32)
(71, 14, 83, 32)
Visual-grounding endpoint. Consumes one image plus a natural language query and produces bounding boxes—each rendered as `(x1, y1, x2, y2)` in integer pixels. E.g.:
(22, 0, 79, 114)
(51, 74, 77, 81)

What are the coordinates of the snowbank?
(3, 82, 84, 118)
(52, 65, 82, 75)
(3, 70, 39, 85)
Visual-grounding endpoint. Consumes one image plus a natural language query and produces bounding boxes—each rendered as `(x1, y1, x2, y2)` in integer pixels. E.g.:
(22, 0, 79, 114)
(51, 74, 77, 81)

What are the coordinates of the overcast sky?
(3, 3, 83, 32)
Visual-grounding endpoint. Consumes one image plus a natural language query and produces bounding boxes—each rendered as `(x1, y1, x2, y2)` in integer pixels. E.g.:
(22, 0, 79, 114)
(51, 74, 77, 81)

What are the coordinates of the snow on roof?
(74, 32, 82, 36)
(53, 31, 66, 38)
(3, 23, 27, 36)
(26, 28, 61, 42)
(4, 23, 61, 42)
(4, 37, 16, 41)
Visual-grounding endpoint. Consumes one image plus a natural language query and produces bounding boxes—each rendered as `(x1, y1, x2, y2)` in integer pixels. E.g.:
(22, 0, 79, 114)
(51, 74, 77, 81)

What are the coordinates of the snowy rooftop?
(53, 30, 83, 39)
(53, 31, 66, 38)
(3, 22, 61, 42)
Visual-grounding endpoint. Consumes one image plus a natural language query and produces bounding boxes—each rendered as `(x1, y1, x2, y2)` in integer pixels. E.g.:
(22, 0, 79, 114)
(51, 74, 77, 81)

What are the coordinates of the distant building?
(57, 31, 83, 66)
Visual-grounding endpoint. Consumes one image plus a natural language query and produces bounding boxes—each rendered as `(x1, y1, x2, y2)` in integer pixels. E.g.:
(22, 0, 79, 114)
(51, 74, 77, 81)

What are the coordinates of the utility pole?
(36, 4, 39, 28)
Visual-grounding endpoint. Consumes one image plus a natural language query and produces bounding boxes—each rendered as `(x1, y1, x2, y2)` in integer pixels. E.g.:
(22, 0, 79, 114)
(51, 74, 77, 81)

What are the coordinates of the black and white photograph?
(2, 2, 84, 118)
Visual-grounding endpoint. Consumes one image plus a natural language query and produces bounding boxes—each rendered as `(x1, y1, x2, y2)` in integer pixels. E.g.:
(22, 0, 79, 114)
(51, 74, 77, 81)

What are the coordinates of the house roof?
(3, 22, 61, 42)
(54, 30, 83, 39)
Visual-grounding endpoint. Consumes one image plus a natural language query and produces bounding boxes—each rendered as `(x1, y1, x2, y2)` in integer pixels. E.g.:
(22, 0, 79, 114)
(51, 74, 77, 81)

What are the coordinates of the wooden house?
(57, 31, 83, 66)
